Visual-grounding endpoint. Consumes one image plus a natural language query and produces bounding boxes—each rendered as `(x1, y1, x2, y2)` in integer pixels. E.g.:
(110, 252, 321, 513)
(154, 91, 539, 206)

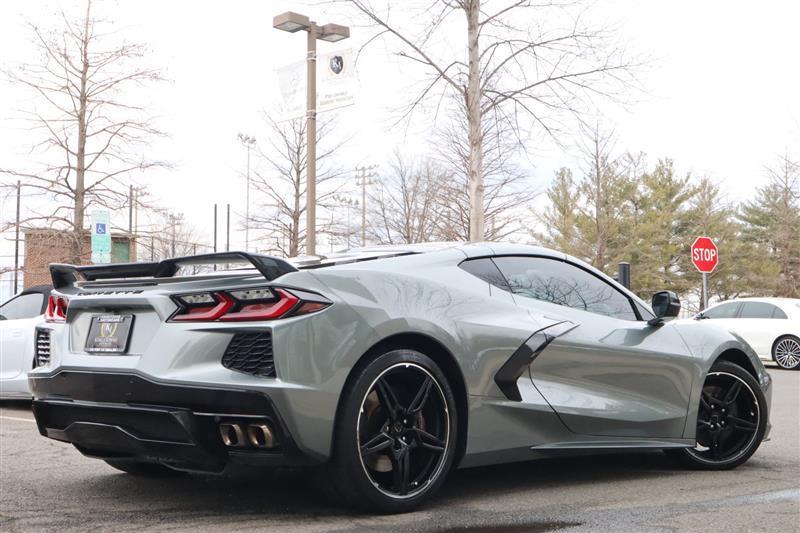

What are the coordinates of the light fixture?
(319, 23, 350, 42)
(272, 12, 311, 33)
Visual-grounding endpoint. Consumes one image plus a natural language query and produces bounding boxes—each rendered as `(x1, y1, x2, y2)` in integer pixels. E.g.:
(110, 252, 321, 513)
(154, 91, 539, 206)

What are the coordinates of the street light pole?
(273, 11, 350, 257)
(237, 133, 256, 251)
(332, 194, 358, 250)
(13, 180, 21, 294)
(306, 26, 318, 256)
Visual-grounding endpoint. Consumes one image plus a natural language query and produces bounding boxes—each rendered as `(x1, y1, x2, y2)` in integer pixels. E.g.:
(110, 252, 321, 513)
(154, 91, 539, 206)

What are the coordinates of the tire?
(670, 361, 767, 470)
(326, 349, 458, 513)
(772, 335, 800, 370)
(105, 460, 185, 477)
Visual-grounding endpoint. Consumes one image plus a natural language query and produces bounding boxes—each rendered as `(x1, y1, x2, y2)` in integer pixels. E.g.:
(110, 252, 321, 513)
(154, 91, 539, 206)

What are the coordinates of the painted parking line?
(0, 415, 36, 423)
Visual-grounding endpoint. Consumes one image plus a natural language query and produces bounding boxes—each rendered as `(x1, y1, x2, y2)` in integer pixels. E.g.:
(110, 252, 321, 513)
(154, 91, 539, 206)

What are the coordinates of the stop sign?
(691, 236, 719, 273)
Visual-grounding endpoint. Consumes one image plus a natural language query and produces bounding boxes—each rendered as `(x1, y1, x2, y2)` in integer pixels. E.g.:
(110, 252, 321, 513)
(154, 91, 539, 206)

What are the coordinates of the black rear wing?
(49, 251, 297, 289)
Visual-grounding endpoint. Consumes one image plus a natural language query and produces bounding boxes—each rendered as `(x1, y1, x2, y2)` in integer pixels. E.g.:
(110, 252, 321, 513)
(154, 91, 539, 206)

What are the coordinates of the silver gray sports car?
(30, 243, 771, 512)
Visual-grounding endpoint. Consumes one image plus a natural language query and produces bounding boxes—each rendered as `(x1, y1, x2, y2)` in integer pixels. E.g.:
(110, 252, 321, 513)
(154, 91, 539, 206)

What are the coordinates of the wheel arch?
(713, 348, 758, 379)
(333, 331, 470, 468)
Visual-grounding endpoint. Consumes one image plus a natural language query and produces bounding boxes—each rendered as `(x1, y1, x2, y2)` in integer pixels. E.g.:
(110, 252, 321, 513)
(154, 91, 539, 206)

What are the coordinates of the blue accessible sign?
(91, 210, 112, 264)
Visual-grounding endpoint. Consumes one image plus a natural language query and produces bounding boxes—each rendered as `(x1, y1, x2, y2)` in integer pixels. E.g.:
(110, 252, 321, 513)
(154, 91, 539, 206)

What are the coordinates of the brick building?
(22, 229, 136, 289)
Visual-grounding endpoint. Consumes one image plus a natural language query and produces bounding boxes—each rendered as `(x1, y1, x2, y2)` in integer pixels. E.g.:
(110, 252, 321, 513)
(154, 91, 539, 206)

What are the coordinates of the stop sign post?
(691, 236, 719, 310)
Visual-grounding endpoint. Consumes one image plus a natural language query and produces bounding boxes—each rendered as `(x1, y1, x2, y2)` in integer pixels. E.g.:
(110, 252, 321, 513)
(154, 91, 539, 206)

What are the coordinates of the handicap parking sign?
(91, 211, 112, 263)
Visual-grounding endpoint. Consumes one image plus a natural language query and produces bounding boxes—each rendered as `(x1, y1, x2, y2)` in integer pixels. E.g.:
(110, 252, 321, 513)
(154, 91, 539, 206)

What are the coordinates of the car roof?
(714, 297, 800, 305)
(287, 242, 565, 268)
(707, 297, 800, 315)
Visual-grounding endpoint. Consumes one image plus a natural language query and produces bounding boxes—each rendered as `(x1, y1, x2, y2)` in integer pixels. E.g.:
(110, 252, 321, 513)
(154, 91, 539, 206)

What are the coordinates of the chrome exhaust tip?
(247, 423, 275, 449)
(219, 422, 245, 447)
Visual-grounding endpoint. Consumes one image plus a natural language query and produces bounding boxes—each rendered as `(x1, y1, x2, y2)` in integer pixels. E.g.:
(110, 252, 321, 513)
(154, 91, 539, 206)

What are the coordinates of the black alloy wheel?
(327, 349, 457, 513)
(673, 361, 767, 470)
(357, 362, 450, 499)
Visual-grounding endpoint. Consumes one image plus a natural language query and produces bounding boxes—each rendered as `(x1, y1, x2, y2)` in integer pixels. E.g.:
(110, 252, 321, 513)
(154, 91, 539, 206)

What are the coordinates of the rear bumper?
(30, 370, 321, 472)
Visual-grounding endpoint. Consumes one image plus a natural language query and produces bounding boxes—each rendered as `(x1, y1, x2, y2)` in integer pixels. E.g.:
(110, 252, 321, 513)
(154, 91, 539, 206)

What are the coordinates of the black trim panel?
(29, 370, 317, 470)
(494, 321, 578, 401)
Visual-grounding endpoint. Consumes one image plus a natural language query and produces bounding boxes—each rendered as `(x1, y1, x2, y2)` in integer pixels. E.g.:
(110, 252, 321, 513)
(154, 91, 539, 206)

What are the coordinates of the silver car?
(29, 243, 771, 512)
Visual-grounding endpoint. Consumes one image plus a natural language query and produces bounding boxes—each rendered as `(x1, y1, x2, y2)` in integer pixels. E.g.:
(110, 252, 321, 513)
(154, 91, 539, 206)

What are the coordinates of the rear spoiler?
(49, 251, 297, 289)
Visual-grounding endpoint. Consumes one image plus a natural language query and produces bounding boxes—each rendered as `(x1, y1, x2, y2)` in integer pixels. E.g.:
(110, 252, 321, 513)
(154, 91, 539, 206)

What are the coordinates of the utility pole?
(213, 204, 218, 253)
(238, 133, 256, 251)
(355, 165, 378, 247)
(273, 11, 350, 257)
(13, 181, 21, 294)
(226, 203, 231, 252)
(128, 184, 134, 234)
(169, 213, 177, 258)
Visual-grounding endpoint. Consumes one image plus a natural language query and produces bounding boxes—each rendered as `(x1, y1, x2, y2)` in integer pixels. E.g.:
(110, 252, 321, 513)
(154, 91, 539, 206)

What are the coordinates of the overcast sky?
(1, 0, 798, 296)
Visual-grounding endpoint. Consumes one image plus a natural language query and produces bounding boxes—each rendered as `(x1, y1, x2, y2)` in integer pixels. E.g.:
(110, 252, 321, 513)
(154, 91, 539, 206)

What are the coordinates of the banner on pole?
(91, 210, 112, 264)
(277, 49, 356, 121)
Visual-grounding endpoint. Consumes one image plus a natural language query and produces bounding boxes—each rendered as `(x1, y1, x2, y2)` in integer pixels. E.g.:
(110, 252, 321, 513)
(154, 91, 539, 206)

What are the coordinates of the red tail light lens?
(170, 292, 235, 322)
(45, 295, 68, 323)
(168, 287, 328, 322)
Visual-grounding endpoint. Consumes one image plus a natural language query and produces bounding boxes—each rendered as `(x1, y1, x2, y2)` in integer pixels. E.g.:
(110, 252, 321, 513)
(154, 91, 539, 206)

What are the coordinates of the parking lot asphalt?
(1, 366, 798, 533)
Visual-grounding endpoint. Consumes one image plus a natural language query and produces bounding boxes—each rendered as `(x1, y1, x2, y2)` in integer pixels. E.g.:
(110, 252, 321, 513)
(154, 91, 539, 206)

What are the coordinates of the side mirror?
(0, 314, 6, 320)
(648, 291, 680, 326)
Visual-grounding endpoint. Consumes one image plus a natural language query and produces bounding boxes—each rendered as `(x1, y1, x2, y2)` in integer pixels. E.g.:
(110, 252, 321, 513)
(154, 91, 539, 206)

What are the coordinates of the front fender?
(671, 320, 772, 439)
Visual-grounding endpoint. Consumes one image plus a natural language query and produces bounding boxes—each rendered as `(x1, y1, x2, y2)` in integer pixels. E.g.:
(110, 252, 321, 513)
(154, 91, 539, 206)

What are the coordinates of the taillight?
(45, 295, 68, 323)
(168, 287, 329, 322)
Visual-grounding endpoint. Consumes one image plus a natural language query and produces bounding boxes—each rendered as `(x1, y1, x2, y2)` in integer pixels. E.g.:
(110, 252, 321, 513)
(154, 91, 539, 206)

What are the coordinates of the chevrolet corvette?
(29, 243, 771, 512)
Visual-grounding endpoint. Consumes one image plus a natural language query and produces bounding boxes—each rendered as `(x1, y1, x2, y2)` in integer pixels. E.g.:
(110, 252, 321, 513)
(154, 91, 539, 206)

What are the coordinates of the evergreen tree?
(685, 178, 777, 307)
(739, 154, 800, 297)
(625, 159, 696, 297)
(572, 126, 636, 274)
(534, 167, 582, 257)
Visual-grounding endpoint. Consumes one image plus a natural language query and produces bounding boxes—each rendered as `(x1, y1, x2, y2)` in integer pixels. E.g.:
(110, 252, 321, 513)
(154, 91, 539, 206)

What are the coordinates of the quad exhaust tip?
(219, 421, 276, 449)
(247, 423, 275, 449)
(219, 422, 246, 447)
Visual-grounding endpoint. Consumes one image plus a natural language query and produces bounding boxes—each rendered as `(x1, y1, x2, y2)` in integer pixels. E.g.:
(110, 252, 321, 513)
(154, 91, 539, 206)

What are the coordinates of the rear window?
(740, 302, 785, 319)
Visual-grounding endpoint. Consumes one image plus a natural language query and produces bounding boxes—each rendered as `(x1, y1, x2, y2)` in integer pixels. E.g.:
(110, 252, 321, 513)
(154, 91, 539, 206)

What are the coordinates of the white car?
(0, 285, 52, 398)
(697, 297, 800, 370)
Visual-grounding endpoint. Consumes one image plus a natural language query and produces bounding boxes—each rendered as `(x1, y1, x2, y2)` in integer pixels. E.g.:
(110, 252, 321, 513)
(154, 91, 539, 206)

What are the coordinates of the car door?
(730, 301, 787, 357)
(491, 256, 695, 439)
(0, 292, 46, 379)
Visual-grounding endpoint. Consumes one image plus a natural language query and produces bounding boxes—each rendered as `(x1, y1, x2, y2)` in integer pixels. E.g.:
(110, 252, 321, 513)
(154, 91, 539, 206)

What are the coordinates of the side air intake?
(222, 332, 276, 377)
(35, 329, 52, 367)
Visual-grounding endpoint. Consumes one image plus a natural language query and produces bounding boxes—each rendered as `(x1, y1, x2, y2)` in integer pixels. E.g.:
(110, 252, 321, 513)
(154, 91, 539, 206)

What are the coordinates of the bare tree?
(368, 151, 446, 244)
(135, 210, 208, 262)
(435, 106, 538, 241)
(0, 0, 167, 262)
(340, 0, 636, 241)
(248, 115, 347, 257)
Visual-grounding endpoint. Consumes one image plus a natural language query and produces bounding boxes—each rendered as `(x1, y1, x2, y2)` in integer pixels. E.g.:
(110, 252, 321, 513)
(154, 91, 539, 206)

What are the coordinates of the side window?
(0, 293, 45, 320)
(492, 256, 638, 321)
(459, 258, 510, 291)
(704, 302, 739, 319)
(740, 302, 784, 319)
